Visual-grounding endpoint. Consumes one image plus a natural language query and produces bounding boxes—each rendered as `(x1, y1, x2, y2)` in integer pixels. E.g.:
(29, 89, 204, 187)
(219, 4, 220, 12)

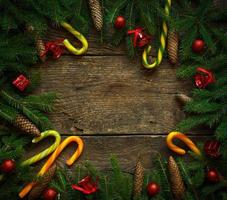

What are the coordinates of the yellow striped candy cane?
(61, 22, 88, 55)
(21, 130, 61, 166)
(142, 0, 171, 69)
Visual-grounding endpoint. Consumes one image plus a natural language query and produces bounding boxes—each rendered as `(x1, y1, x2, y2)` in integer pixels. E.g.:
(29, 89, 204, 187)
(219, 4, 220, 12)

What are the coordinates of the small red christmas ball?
(192, 39, 205, 53)
(147, 182, 160, 197)
(206, 168, 220, 183)
(43, 188, 58, 200)
(0, 159, 16, 173)
(114, 16, 126, 29)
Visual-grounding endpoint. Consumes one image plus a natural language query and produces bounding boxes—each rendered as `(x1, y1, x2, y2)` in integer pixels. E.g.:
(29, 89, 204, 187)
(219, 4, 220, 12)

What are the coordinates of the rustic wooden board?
(24, 135, 210, 173)
(35, 55, 194, 135)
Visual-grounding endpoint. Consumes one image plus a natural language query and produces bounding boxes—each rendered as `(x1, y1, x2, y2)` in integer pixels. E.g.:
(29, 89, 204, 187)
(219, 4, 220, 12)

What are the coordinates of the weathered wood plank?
(34, 55, 192, 135)
(24, 135, 210, 173)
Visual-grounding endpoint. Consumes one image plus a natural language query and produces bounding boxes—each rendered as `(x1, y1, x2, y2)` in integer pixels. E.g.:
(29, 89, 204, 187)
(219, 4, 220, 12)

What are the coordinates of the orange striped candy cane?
(19, 136, 84, 198)
(166, 131, 201, 156)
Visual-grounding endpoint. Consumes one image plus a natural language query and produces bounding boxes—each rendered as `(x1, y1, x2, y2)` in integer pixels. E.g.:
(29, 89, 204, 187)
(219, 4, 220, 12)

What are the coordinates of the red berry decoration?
(194, 67, 215, 89)
(12, 74, 30, 92)
(206, 168, 220, 183)
(192, 39, 205, 53)
(204, 140, 221, 158)
(43, 188, 58, 200)
(147, 182, 160, 197)
(114, 16, 126, 29)
(0, 159, 16, 173)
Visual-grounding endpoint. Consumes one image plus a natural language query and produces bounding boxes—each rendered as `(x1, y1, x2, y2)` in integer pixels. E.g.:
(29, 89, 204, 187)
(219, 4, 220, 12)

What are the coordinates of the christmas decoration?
(127, 27, 151, 48)
(142, 0, 171, 69)
(88, 0, 103, 31)
(19, 136, 84, 198)
(21, 130, 61, 166)
(133, 160, 144, 198)
(204, 140, 221, 158)
(192, 39, 205, 53)
(0, 159, 16, 173)
(194, 67, 215, 89)
(12, 75, 30, 92)
(14, 115, 40, 137)
(147, 182, 160, 197)
(168, 156, 185, 200)
(176, 94, 192, 106)
(41, 39, 65, 60)
(206, 168, 220, 183)
(114, 16, 126, 29)
(72, 176, 98, 195)
(42, 188, 58, 200)
(60, 22, 88, 55)
(167, 31, 179, 65)
(166, 131, 201, 155)
(28, 164, 57, 200)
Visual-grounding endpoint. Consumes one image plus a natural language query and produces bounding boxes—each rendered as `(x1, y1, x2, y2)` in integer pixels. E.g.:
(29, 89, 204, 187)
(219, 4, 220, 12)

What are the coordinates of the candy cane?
(21, 130, 61, 166)
(61, 22, 88, 55)
(166, 131, 201, 156)
(19, 136, 84, 198)
(142, 0, 171, 69)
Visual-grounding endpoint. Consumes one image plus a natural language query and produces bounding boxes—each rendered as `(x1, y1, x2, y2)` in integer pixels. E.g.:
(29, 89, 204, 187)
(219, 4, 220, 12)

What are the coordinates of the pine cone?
(88, 0, 103, 31)
(213, 0, 221, 8)
(14, 115, 40, 137)
(176, 94, 192, 106)
(28, 164, 57, 200)
(26, 25, 46, 62)
(168, 156, 185, 200)
(133, 160, 144, 199)
(167, 31, 179, 65)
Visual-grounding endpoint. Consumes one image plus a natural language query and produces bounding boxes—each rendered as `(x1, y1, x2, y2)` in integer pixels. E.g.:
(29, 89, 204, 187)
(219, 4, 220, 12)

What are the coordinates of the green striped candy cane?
(21, 130, 61, 166)
(142, 0, 171, 69)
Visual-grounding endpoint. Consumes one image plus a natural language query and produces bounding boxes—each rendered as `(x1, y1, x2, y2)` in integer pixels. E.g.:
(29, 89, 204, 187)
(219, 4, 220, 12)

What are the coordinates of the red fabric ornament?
(12, 74, 30, 91)
(72, 176, 98, 195)
(42, 188, 58, 200)
(147, 182, 160, 197)
(127, 27, 151, 48)
(0, 159, 16, 173)
(41, 38, 65, 59)
(204, 140, 221, 158)
(206, 168, 220, 183)
(194, 67, 215, 89)
(114, 16, 126, 29)
(192, 39, 205, 53)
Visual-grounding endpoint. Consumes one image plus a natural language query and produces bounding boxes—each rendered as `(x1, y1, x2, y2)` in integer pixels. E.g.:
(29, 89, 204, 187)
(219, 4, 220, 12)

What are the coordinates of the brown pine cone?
(168, 156, 185, 200)
(176, 94, 192, 106)
(88, 0, 103, 31)
(13, 115, 40, 137)
(133, 160, 144, 199)
(167, 31, 179, 65)
(213, 0, 222, 8)
(28, 164, 57, 200)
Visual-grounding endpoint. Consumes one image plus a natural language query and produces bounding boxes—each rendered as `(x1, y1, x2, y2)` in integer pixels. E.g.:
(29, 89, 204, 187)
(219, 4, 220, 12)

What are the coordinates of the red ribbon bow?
(72, 176, 98, 195)
(127, 27, 151, 48)
(194, 67, 215, 89)
(41, 38, 65, 59)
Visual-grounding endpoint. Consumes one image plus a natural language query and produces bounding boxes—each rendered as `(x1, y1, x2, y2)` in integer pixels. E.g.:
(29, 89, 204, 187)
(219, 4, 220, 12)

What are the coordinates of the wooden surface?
(28, 28, 212, 171)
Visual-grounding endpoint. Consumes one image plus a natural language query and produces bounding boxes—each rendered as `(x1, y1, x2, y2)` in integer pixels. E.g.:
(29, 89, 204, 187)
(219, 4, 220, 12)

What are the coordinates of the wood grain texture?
(24, 135, 210, 173)
(34, 54, 193, 135)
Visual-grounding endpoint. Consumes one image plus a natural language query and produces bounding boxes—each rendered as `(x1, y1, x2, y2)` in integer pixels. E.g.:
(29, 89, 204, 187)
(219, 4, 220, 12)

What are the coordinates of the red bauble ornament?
(194, 67, 215, 89)
(192, 39, 205, 53)
(206, 168, 220, 183)
(0, 159, 16, 173)
(147, 182, 160, 197)
(72, 176, 98, 195)
(127, 27, 151, 48)
(41, 38, 65, 59)
(12, 74, 30, 91)
(114, 16, 126, 29)
(43, 188, 58, 200)
(204, 140, 221, 158)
